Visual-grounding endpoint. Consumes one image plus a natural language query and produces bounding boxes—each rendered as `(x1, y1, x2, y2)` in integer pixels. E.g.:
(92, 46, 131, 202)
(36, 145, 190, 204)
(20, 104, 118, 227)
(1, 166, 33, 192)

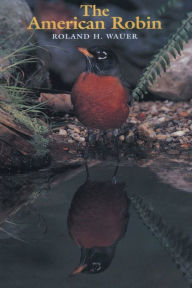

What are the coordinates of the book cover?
(0, 0, 192, 287)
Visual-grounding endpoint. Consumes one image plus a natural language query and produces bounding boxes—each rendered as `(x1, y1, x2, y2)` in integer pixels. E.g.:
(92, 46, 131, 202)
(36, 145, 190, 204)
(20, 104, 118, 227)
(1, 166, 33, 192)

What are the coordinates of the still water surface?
(0, 162, 191, 288)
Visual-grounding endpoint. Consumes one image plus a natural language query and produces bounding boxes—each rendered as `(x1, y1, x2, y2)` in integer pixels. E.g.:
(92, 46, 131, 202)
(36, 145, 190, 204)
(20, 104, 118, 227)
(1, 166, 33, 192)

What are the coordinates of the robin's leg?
(99, 130, 107, 160)
(88, 130, 95, 145)
(84, 129, 94, 160)
(112, 163, 119, 184)
(113, 129, 119, 160)
(84, 129, 95, 179)
(112, 129, 120, 183)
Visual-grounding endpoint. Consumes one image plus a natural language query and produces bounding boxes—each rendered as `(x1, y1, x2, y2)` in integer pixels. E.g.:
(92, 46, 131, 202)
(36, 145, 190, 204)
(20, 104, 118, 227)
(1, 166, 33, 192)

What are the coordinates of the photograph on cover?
(0, 0, 192, 287)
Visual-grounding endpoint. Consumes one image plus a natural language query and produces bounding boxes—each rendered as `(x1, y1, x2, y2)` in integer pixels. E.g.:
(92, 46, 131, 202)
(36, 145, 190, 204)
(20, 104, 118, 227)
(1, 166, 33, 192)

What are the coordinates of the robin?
(67, 166, 130, 274)
(71, 46, 130, 133)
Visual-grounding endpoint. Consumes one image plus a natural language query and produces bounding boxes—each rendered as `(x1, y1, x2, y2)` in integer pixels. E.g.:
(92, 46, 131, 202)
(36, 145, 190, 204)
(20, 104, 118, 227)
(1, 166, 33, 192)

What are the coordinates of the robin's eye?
(97, 51, 108, 60)
(91, 262, 102, 272)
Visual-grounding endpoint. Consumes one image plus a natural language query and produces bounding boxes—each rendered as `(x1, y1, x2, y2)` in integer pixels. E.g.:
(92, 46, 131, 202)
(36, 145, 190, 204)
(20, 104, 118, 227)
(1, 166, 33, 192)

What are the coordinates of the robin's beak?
(71, 264, 87, 275)
(77, 47, 94, 58)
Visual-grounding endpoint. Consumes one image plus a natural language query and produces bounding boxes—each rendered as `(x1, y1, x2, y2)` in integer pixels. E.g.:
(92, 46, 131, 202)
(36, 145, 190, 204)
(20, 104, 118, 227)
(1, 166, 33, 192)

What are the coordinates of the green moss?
(30, 134, 50, 157)
(2, 102, 50, 157)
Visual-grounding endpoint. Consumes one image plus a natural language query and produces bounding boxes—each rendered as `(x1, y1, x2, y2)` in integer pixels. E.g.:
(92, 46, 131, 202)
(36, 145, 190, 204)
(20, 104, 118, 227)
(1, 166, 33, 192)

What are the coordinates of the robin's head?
(78, 46, 120, 76)
(72, 246, 115, 275)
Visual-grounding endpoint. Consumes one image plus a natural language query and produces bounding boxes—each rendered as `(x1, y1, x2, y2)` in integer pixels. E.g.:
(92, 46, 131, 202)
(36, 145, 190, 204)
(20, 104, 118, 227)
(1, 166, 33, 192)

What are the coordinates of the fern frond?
(130, 194, 192, 286)
(132, 12, 192, 100)
(157, 0, 181, 16)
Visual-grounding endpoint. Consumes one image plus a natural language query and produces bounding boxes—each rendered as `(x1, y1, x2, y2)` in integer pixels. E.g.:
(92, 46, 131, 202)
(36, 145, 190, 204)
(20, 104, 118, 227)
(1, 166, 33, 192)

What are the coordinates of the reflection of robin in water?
(67, 166, 130, 274)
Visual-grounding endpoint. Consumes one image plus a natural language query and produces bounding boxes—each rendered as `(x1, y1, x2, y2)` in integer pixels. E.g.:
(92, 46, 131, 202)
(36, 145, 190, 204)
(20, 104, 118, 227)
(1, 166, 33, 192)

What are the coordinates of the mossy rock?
(0, 0, 50, 89)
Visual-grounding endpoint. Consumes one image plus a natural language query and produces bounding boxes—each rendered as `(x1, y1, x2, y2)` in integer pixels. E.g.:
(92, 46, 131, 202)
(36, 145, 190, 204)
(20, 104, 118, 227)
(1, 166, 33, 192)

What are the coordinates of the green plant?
(0, 44, 50, 157)
(132, 11, 192, 100)
(0, 44, 37, 84)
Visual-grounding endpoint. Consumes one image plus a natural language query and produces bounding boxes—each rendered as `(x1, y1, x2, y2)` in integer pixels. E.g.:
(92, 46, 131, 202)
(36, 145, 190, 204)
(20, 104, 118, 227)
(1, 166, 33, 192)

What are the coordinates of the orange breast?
(71, 72, 129, 129)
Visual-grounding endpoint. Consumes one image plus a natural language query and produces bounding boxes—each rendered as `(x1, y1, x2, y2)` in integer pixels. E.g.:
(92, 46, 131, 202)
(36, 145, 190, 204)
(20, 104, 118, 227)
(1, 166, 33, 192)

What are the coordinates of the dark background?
(25, 0, 192, 91)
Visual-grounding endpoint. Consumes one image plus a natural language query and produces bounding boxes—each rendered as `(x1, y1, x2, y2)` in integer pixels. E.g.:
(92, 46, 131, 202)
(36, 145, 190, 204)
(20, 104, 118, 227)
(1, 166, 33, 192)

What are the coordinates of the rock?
(158, 116, 167, 123)
(166, 137, 173, 142)
(151, 105, 158, 115)
(77, 137, 86, 143)
(74, 127, 81, 134)
(156, 134, 168, 141)
(179, 111, 190, 117)
(149, 40, 192, 101)
(126, 131, 134, 144)
(171, 131, 186, 137)
(119, 135, 125, 142)
(0, 0, 32, 52)
(59, 129, 67, 136)
(181, 143, 189, 149)
(71, 132, 81, 140)
(160, 106, 170, 113)
(0, 0, 50, 89)
(67, 124, 76, 130)
(71, 132, 79, 138)
(39, 93, 73, 113)
(70, 131, 85, 143)
(137, 112, 146, 121)
(138, 123, 156, 140)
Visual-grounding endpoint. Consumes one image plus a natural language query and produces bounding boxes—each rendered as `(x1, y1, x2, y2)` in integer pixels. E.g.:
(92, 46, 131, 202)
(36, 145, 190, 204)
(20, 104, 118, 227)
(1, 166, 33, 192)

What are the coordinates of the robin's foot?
(112, 163, 119, 184)
(84, 129, 94, 160)
(113, 129, 119, 161)
(88, 130, 95, 145)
